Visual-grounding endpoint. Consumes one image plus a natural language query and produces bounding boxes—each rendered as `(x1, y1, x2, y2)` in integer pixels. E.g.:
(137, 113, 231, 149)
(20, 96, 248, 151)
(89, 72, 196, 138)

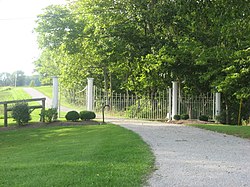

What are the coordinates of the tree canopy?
(34, 0, 250, 123)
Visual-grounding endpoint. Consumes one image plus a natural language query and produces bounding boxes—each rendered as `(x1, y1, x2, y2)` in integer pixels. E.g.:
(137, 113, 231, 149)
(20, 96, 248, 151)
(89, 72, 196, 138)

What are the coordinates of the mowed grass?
(0, 124, 154, 187)
(189, 124, 250, 139)
(0, 87, 44, 127)
(34, 86, 53, 98)
(34, 86, 83, 110)
(0, 87, 31, 101)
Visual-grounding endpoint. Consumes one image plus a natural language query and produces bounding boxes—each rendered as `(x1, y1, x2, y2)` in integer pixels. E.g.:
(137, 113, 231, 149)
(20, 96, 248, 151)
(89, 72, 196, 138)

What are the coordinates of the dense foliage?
(40, 108, 58, 122)
(173, 115, 181, 121)
(34, 0, 250, 124)
(65, 110, 80, 121)
(79, 111, 96, 121)
(199, 115, 209, 122)
(12, 103, 31, 125)
(181, 114, 189, 120)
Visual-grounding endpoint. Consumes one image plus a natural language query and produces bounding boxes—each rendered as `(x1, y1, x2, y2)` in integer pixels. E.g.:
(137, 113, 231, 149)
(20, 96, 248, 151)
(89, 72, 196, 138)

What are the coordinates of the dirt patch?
(0, 120, 101, 131)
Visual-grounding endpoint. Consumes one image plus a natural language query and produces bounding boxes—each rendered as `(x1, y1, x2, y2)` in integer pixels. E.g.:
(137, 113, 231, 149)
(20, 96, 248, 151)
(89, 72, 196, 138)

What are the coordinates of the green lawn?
(0, 87, 31, 101)
(0, 124, 154, 187)
(34, 86, 84, 111)
(0, 87, 44, 127)
(34, 86, 53, 98)
(189, 124, 250, 139)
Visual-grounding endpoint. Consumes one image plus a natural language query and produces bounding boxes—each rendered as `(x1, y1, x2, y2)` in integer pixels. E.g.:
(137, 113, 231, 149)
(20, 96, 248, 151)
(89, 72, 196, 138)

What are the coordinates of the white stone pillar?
(172, 81, 178, 119)
(168, 88, 172, 120)
(52, 76, 59, 109)
(87, 78, 94, 111)
(215, 92, 221, 116)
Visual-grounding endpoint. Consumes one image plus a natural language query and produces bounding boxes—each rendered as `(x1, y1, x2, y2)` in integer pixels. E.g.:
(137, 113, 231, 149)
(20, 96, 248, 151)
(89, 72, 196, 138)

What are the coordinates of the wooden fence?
(0, 98, 46, 127)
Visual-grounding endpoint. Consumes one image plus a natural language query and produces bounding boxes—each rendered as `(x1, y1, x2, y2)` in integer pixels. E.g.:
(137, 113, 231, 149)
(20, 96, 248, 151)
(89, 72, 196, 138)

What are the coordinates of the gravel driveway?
(23, 88, 250, 187)
(106, 118, 250, 187)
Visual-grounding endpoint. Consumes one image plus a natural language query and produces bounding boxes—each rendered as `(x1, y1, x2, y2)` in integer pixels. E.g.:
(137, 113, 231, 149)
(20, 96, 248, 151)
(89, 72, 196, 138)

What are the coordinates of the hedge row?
(65, 110, 96, 121)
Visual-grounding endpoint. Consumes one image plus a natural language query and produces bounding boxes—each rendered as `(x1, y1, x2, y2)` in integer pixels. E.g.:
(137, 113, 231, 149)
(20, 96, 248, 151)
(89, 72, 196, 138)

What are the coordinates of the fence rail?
(178, 93, 214, 119)
(62, 86, 216, 121)
(0, 98, 46, 127)
(94, 88, 170, 120)
(63, 89, 87, 109)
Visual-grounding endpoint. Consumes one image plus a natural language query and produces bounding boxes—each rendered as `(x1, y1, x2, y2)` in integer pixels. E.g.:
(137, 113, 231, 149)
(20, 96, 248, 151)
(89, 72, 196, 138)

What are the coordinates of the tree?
(0, 72, 12, 86)
(34, 0, 250, 124)
(13, 71, 26, 87)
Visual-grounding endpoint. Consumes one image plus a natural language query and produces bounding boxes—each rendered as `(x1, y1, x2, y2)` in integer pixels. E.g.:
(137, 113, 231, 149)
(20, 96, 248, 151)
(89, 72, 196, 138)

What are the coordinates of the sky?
(0, 0, 66, 75)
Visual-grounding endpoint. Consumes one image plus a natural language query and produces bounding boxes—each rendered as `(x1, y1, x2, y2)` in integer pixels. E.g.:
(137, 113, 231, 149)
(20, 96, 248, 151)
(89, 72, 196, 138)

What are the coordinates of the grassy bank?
(0, 87, 31, 101)
(34, 86, 53, 98)
(189, 124, 250, 139)
(0, 124, 154, 187)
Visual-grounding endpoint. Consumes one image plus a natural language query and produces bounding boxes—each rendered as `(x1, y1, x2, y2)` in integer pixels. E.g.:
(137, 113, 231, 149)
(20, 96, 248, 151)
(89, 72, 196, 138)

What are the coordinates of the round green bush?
(40, 108, 58, 123)
(173, 114, 181, 120)
(65, 111, 79, 121)
(12, 103, 31, 125)
(181, 114, 189, 120)
(199, 115, 209, 121)
(79, 111, 96, 121)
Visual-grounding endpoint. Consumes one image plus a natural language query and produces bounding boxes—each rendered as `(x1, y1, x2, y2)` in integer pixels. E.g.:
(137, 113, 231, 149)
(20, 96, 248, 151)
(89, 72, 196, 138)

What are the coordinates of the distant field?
(0, 87, 31, 101)
(189, 124, 250, 139)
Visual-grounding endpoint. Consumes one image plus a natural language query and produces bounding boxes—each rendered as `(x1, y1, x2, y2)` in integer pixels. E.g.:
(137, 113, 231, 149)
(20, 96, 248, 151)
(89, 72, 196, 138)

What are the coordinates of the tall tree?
(34, 0, 250, 123)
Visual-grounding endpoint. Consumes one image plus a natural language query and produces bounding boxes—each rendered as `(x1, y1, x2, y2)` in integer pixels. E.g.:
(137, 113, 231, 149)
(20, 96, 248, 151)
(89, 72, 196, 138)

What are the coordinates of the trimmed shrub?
(40, 108, 58, 123)
(12, 103, 31, 125)
(65, 111, 79, 121)
(181, 114, 189, 120)
(79, 111, 96, 121)
(173, 114, 181, 120)
(199, 115, 209, 121)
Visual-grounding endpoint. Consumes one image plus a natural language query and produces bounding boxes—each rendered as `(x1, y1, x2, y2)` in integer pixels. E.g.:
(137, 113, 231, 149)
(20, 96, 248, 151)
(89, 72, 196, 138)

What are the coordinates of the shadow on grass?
(0, 124, 154, 187)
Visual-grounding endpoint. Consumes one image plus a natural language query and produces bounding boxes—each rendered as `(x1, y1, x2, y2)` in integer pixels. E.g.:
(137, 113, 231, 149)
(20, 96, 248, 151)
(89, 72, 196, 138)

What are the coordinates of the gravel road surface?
(107, 118, 250, 187)
(24, 88, 250, 187)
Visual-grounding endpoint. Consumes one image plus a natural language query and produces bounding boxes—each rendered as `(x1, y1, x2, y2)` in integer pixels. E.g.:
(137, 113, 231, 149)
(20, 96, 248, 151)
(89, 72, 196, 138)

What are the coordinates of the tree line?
(34, 0, 250, 124)
(0, 71, 40, 87)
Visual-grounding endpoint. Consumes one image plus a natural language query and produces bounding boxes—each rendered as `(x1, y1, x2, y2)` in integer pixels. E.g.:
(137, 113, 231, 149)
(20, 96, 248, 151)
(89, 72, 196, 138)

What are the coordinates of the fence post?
(215, 92, 221, 116)
(4, 103, 7, 127)
(172, 81, 178, 119)
(52, 76, 59, 110)
(87, 78, 94, 111)
(41, 99, 46, 122)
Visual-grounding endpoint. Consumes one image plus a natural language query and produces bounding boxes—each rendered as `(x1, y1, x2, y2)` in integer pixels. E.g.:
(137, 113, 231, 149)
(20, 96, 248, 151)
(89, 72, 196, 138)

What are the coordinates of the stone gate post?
(52, 76, 59, 110)
(87, 78, 94, 111)
(168, 87, 172, 120)
(215, 92, 221, 116)
(172, 81, 178, 119)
